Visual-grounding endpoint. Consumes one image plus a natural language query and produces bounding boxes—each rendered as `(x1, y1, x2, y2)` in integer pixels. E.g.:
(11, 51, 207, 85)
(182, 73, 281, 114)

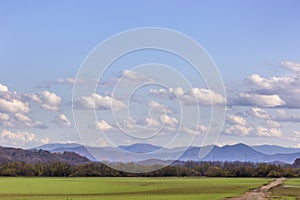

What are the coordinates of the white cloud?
(244, 66, 300, 108)
(0, 129, 48, 147)
(224, 125, 253, 136)
(294, 131, 300, 137)
(247, 107, 269, 119)
(189, 88, 226, 105)
(0, 113, 10, 121)
(40, 137, 50, 144)
(0, 98, 30, 113)
(148, 101, 172, 114)
(273, 109, 300, 122)
(255, 126, 282, 137)
(95, 120, 113, 131)
(246, 74, 295, 93)
(15, 113, 31, 122)
(0, 84, 31, 113)
(150, 87, 226, 106)
(53, 114, 71, 127)
(121, 70, 154, 82)
(0, 129, 35, 147)
(159, 114, 179, 132)
(266, 119, 280, 128)
(76, 93, 125, 111)
(226, 114, 247, 126)
(216, 140, 238, 147)
(55, 77, 77, 85)
(99, 69, 155, 88)
(139, 117, 161, 128)
(28, 91, 62, 111)
(234, 93, 285, 108)
(160, 114, 178, 126)
(2, 113, 47, 129)
(0, 85, 30, 114)
(280, 61, 300, 72)
(40, 77, 87, 88)
(183, 124, 208, 135)
(0, 83, 8, 92)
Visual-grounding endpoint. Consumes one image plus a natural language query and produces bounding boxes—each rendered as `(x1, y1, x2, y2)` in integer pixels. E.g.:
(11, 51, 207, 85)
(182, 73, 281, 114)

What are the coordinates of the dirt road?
(227, 177, 286, 200)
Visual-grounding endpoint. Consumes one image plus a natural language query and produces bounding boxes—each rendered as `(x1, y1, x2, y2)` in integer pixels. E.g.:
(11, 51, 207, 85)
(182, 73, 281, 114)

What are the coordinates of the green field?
(0, 177, 270, 200)
(271, 178, 300, 200)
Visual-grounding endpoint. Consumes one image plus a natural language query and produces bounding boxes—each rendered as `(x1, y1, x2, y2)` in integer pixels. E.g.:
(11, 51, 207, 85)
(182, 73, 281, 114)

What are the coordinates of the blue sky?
(0, 0, 300, 148)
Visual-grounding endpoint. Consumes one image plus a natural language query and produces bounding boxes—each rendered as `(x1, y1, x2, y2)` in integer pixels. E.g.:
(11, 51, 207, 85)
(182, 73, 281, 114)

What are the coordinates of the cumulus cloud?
(15, 113, 31, 122)
(95, 120, 113, 131)
(280, 61, 300, 72)
(53, 114, 71, 127)
(55, 77, 77, 85)
(75, 93, 125, 111)
(0, 129, 49, 147)
(224, 125, 253, 136)
(226, 114, 247, 126)
(294, 131, 300, 137)
(158, 114, 179, 132)
(150, 87, 226, 106)
(247, 107, 270, 119)
(0, 98, 30, 113)
(266, 119, 280, 128)
(183, 124, 208, 135)
(2, 113, 47, 129)
(0, 83, 8, 92)
(27, 91, 62, 111)
(255, 126, 282, 137)
(0, 84, 30, 113)
(224, 123, 282, 138)
(38, 77, 87, 88)
(233, 93, 285, 108)
(120, 70, 154, 82)
(148, 101, 173, 114)
(243, 64, 300, 108)
(40, 137, 50, 144)
(246, 74, 295, 94)
(137, 117, 162, 128)
(98, 69, 155, 88)
(0, 113, 10, 121)
(0, 129, 35, 147)
(273, 109, 300, 122)
(0, 84, 51, 129)
(247, 107, 299, 124)
(160, 114, 178, 126)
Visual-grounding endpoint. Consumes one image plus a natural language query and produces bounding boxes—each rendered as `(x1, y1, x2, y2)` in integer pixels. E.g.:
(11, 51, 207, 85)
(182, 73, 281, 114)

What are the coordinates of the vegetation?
(0, 146, 89, 164)
(271, 178, 300, 199)
(0, 177, 270, 200)
(0, 161, 299, 177)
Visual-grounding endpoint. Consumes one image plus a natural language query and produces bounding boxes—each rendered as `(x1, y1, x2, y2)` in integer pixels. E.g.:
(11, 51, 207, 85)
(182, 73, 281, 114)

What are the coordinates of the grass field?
(271, 178, 300, 200)
(0, 177, 270, 200)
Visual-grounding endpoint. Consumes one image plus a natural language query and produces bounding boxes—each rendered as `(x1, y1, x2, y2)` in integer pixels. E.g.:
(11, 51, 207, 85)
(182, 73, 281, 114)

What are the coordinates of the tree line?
(0, 160, 300, 177)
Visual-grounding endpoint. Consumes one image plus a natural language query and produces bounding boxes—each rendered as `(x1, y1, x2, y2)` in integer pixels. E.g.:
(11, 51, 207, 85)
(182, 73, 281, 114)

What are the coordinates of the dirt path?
(226, 177, 286, 200)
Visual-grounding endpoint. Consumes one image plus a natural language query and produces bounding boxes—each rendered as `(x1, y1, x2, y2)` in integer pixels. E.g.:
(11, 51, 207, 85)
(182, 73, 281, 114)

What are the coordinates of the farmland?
(0, 177, 270, 200)
(271, 178, 300, 199)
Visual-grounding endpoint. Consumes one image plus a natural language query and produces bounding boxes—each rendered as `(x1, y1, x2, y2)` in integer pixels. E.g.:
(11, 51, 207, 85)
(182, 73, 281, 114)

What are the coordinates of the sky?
(0, 0, 300, 149)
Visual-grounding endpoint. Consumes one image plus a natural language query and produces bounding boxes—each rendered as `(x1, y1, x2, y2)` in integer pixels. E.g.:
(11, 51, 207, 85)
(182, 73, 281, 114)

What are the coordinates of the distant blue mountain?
(251, 144, 300, 155)
(203, 143, 264, 162)
(34, 143, 300, 164)
(35, 143, 81, 151)
(119, 143, 163, 153)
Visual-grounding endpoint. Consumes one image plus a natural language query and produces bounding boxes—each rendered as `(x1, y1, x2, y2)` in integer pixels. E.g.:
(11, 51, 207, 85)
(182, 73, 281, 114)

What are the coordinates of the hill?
(0, 146, 90, 164)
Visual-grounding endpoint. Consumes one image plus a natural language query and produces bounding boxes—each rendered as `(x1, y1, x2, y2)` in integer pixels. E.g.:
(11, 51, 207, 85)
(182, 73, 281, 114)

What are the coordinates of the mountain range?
(34, 143, 300, 164)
